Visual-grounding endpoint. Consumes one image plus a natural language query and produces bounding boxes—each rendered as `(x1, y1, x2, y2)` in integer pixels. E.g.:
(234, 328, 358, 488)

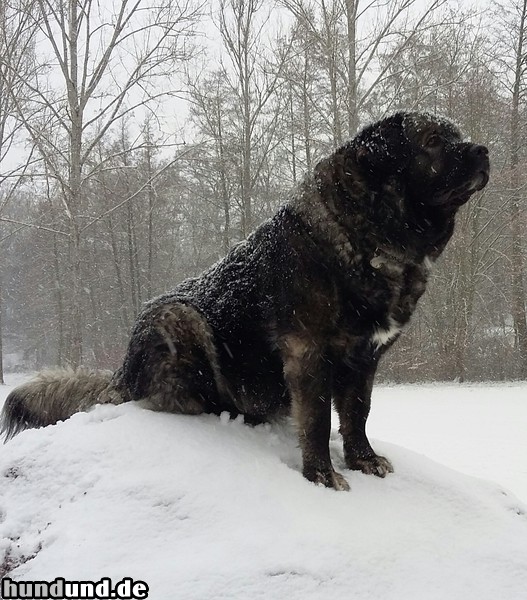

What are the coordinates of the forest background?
(0, 0, 525, 383)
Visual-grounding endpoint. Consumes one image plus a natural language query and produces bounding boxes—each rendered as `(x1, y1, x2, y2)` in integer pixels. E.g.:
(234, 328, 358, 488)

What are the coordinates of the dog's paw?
(311, 469, 350, 491)
(346, 454, 393, 478)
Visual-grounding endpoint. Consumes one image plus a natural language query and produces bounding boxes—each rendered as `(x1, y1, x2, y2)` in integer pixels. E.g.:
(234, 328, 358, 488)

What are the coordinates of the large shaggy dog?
(1, 112, 489, 490)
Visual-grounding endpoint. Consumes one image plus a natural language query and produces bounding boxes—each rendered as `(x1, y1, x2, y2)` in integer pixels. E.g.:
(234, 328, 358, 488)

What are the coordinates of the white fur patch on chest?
(369, 256, 433, 350)
(371, 318, 402, 349)
(423, 255, 434, 272)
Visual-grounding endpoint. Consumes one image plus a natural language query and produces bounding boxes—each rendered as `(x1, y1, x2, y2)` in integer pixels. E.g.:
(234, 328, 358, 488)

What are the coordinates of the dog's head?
(354, 112, 490, 210)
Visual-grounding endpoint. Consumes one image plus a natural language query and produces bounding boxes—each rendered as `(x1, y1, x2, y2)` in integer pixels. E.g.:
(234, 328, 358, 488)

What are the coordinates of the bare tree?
(187, 70, 237, 253)
(0, 0, 41, 381)
(488, 0, 527, 377)
(3, 0, 202, 366)
(217, 0, 293, 235)
(507, 0, 527, 376)
(280, 0, 446, 144)
(276, 14, 328, 178)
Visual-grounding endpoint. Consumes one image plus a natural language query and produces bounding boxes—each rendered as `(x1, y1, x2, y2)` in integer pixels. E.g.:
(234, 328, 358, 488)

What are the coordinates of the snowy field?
(1, 373, 526, 599)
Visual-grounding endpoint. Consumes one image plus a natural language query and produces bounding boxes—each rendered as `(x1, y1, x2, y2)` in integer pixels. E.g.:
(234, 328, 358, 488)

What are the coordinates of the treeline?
(0, 0, 526, 382)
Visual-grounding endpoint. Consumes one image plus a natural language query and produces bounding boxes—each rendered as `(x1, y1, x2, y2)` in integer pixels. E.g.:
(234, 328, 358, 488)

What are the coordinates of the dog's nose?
(469, 144, 488, 158)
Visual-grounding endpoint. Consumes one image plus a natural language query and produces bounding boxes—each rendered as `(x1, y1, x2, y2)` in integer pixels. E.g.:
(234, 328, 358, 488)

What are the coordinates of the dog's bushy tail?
(1, 368, 124, 441)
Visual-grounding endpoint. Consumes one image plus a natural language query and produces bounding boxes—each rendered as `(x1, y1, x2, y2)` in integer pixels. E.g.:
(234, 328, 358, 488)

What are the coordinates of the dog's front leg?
(281, 334, 349, 491)
(333, 351, 393, 478)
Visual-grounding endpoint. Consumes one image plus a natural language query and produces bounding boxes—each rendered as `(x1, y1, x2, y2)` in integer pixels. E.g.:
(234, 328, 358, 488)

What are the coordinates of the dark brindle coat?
(1, 112, 489, 490)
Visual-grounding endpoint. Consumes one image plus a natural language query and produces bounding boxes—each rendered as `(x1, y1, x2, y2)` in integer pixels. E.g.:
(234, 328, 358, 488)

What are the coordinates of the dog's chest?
(336, 255, 431, 348)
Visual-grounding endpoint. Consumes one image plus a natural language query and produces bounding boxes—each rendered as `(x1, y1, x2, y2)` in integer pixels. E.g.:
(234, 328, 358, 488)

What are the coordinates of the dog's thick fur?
(1, 112, 489, 490)
(0, 368, 120, 440)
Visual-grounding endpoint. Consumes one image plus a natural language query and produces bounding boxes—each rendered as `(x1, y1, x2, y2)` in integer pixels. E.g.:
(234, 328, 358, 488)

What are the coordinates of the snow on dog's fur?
(1, 112, 489, 490)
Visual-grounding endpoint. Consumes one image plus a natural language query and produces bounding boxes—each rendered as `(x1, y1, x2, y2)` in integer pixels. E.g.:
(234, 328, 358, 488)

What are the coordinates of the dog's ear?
(353, 113, 412, 176)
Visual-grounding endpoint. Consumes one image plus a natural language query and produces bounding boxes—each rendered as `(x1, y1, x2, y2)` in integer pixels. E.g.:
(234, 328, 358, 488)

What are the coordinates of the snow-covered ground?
(1, 374, 526, 599)
(365, 383, 527, 503)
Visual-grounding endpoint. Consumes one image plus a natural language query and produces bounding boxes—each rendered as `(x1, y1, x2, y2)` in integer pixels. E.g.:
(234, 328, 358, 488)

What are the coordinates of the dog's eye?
(426, 135, 442, 147)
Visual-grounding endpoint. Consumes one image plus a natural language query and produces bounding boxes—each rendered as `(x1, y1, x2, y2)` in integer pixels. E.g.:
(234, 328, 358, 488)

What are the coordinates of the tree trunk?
(302, 46, 312, 172)
(68, 225, 83, 368)
(52, 232, 65, 366)
(289, 91, 297, 183)
(145, 135, 154, 299)
(241, 67, 252, 236)
(217, 104, 231, 254)
(345, 0, 358, 137)
(106, 213, 131, 332)
(510, 200, 527, 376)
(66, 0, 84, 368)
(509, 0, 527, 378)
(328, 61, 342, 147)
(0, 270, 4, 385)
(127, 200, 140, 315)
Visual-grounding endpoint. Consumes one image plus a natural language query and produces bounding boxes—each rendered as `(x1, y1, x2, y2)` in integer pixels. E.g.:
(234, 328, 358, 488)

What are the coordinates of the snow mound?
(1, 403, 526, 600)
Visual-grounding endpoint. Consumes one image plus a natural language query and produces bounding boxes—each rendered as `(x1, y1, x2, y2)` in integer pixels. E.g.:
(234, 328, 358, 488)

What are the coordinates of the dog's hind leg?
(114, 302, 228, 416)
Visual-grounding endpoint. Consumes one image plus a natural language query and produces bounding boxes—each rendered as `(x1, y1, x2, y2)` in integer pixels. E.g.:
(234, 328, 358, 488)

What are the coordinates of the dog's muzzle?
(467, 144, 490, 191)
